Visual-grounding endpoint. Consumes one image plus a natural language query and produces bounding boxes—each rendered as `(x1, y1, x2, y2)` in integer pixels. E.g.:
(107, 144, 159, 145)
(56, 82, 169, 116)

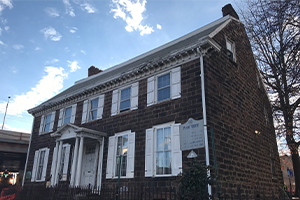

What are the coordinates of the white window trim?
(111, 82, 139, 116)
(57, 104, 77, 128)
(106, 130, 135, 179)
(31, 147, 50, 182)
(145, 122, 182, 177)
(81, 94, 105, 124)
(39, 111, 56, 135)
(226, 38, 236, 62)
(147, 67, 181, 107)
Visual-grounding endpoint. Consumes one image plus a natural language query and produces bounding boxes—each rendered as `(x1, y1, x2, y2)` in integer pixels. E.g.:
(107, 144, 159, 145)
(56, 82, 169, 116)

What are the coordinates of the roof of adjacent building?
(28, 14, 241, 115)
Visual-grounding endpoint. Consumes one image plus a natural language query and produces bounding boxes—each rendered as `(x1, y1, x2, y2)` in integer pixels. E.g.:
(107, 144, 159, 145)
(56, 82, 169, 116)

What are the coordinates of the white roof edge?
(75, 15, 232, 85)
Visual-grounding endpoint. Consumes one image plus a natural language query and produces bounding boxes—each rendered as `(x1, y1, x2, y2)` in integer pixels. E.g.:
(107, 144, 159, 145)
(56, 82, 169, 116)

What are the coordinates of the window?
(106, 130, 135, 179)
(50, 144, 71, 185)
(226, 39, 236, 61)
(111, 82, 139, 116)
(57, 104, 77, 127)
(81, 94, 105, 124)
(115, 135, 128, 177)
(157, 73, 171, 102)
(120, 87, 131, 112)
(63, 107, 72, 124)
(31, 148, 50, 182)
(147, 67, 181, 107)
(145, 122, 182, 177)
(39, 111, 56, 134)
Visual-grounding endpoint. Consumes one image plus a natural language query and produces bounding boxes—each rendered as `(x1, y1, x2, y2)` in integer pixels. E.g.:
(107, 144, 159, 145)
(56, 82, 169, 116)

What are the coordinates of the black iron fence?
(2, 183, 294, 200)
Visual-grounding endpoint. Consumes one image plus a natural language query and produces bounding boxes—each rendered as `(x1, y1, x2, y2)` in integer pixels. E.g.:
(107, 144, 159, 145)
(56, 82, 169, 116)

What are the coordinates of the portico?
(50, 123, 107, 188)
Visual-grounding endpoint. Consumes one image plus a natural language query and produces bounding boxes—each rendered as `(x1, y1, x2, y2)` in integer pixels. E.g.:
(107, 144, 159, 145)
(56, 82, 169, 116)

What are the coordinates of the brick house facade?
(23, 4, 283, 197)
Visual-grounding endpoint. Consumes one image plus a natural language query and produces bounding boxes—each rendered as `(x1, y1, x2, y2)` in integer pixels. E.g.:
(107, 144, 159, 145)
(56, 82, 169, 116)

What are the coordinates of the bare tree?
(239, 0, 300, 196)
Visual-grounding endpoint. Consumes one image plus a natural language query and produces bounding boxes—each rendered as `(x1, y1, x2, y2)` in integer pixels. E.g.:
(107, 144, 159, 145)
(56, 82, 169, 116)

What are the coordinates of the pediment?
(51, 123, 107, 141)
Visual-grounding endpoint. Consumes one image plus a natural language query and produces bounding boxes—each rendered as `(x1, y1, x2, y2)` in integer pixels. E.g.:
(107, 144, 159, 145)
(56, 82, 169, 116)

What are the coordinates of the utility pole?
(2, 96, 10, 130)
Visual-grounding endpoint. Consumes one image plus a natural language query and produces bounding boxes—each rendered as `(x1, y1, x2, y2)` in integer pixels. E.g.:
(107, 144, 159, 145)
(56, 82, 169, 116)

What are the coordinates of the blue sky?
(0, 0, 238, 133)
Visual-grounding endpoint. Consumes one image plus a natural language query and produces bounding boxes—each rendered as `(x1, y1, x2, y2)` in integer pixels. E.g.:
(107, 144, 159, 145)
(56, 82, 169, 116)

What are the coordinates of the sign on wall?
(179, 118, 204, 151)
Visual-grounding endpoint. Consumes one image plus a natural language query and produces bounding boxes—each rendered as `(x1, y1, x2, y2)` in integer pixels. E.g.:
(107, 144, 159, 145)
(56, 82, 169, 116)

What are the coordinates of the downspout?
(197, 47, 212, 196)
(22, 118, 34, 186)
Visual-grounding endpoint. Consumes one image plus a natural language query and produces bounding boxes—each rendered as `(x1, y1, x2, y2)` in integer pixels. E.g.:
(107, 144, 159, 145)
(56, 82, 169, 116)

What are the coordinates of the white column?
(54, 140, 63, 185)
(51, 141, 59, 186)
(75, 136, 84, 186)
(70, 137, 79, 186)
(97, 138, 104, 189)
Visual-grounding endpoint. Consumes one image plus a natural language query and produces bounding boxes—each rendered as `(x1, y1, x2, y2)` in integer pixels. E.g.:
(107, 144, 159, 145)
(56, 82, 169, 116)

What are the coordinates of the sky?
(0, 0, 238, 133)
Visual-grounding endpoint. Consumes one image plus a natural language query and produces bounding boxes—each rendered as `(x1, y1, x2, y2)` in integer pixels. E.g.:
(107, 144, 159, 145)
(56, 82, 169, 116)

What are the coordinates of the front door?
(81, 144, 97, 187)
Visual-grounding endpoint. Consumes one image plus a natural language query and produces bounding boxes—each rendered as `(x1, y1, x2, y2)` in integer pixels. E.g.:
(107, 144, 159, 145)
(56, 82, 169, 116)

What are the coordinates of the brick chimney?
(222, 4, 239, 20)
(88, 66, 102, 77)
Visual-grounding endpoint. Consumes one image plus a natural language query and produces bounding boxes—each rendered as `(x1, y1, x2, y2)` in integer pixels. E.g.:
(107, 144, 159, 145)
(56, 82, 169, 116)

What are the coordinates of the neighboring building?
(0, 130, 30, 185)
(280, 155, 296, 193)
(23, 4, 283, 197)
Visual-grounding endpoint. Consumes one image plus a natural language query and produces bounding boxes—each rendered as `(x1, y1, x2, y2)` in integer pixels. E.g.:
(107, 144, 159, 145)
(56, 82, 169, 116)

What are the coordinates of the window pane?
(164, 151, 171, 174)
(44, 124, 50, 132)
(116, 137, 122, 156)
(156, 128, 164, 151)
(156, 152, 164, 175)
(157, 87, 170, 102)
(63, 107, 72, 124)
(157, 73, 170, 89)
(45, 114, 51, 123)
(89, 110, 97, 121)
(122, 135, 128, 155)
(121, 88, 131, 101)
(36, 151, 45, 180)
(120, 100, 130, 111)
(164, 127, 171, 150)
(90, 98, 98, 109)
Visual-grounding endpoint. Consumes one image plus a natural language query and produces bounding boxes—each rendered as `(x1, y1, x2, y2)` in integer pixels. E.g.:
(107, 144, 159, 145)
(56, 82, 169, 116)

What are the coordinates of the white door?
(81, 144, 97, 187)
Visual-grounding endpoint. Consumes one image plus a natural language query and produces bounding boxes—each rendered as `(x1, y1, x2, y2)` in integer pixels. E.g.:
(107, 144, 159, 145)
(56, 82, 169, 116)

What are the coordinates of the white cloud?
(0, 67, 68, 116)
(45, 7, 60, 17)
(0, 0, 13, 13)
(70, 27, 77, 33)
(80, 50, 86, 55)
(67, 60, 80, 72)
(4, 26, 9, 31)
(12, 44, 24, 50)
(0, 40, 6, 46)
(110, 0, 154, 35)
(41, 27, 62, 41)
(0, 27, 2, 35)
(81, 3, 96, 13)
(157, 24, 161, 30)
(63, 0, 75, 17)
(45, 58, 59, 65)
(35, 47, 41, 51)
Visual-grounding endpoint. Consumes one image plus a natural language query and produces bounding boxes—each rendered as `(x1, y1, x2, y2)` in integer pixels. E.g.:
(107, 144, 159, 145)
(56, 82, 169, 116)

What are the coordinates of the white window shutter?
(171, 67, 181, 99)
(171, 124, 182, 176)
(50, 147, 57, 186)
(57, 108, 64, 128)
(39, 115, 45, 135)
(41, 148, 50, 181)
(126, 132, 135, 178)
(111, 90, 119, 116)
(106, 136, 115, 179)
(145, 128, 154, 177)
(49, 111, 56, 132)
(97, 94, 105, 119)
(81, 100, 88, 124)
(130, 82, 139, 110)
(147, 77, 155, 106)
(31, 150, 39, 182)
(70, 104, 77, 123)
(63, 144, 71, 175)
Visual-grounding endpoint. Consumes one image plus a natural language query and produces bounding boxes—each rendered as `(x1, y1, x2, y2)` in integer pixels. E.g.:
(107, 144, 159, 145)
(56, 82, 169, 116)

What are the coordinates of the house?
(23, 4, 283, 197)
